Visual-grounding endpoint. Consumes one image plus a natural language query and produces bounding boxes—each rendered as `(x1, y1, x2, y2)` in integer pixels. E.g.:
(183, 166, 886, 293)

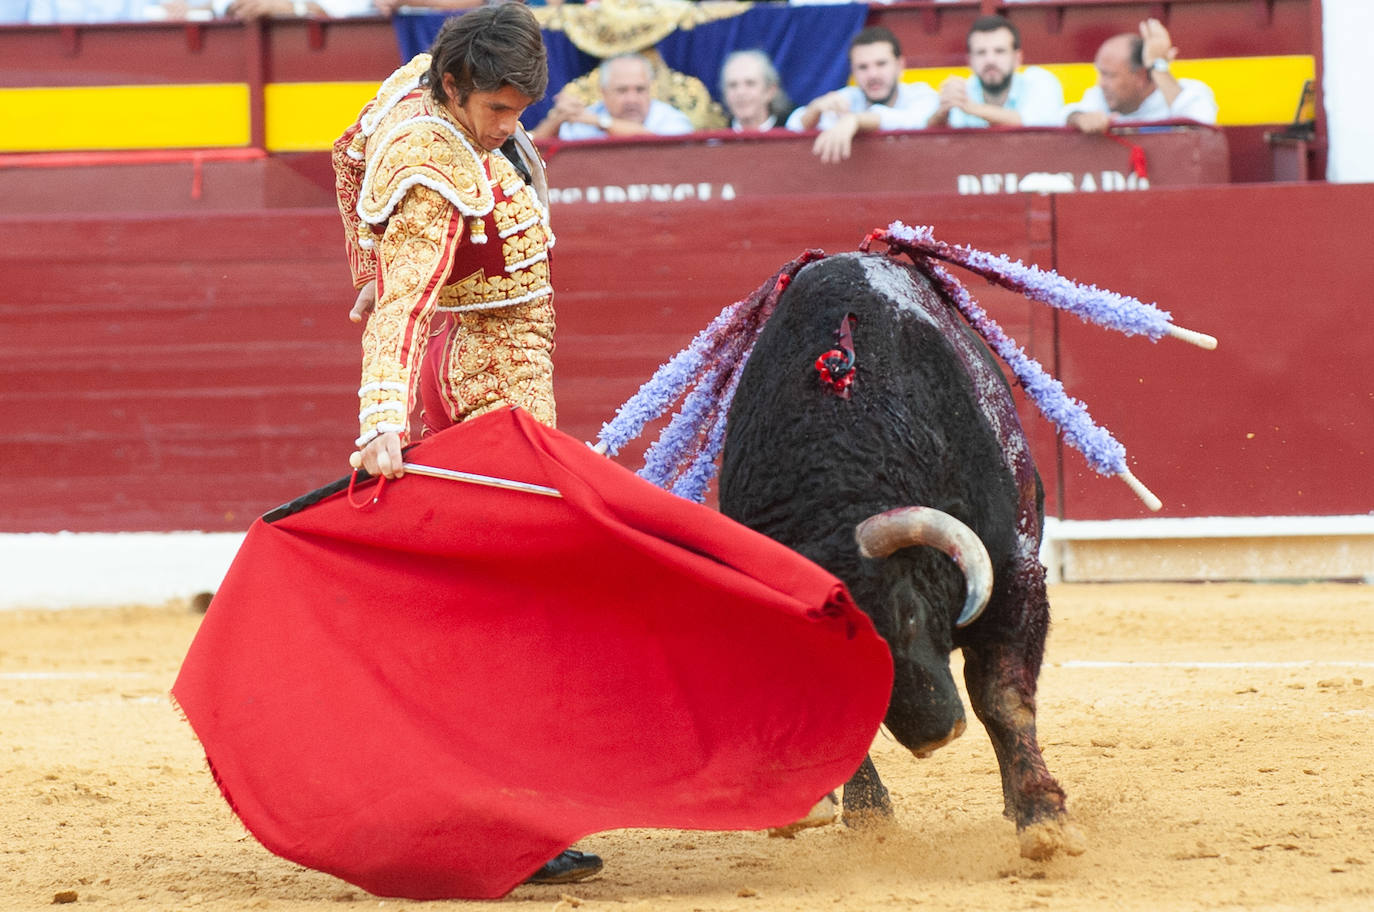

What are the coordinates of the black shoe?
(525, 849, 603, 885)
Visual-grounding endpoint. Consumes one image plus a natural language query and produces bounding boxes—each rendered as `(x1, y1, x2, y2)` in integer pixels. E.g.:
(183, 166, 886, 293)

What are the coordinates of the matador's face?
(444, 75, 533, 152)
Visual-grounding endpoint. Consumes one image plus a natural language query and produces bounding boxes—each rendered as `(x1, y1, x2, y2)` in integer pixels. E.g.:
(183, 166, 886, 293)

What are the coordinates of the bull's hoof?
(840, 804, 894, 829)
(768, 792, 838, 838)
(1017, 816, 1087, 860)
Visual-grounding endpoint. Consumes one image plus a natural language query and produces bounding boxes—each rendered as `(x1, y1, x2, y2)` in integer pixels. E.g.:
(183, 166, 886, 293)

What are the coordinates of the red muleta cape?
(172, 407, 892, 900)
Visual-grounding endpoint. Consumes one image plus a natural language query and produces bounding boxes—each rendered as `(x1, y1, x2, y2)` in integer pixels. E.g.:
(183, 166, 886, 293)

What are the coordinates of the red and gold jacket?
(333, 54, 554, 447)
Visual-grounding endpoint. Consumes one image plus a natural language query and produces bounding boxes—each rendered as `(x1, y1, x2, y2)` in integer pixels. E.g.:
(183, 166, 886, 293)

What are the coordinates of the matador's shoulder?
(359, 53, 432, 136)
(354, 54, 495, 228)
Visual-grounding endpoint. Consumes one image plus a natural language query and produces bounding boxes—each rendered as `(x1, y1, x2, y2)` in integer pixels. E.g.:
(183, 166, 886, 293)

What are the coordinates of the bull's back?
(720, 253, 1024, 584)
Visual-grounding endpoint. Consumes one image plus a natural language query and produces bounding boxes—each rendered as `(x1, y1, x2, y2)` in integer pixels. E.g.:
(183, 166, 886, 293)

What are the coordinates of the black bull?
(719, 252, 1085, 859)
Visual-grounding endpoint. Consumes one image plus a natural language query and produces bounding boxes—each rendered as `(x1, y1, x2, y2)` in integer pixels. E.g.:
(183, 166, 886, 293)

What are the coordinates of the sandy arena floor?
(2, 582, 1372, 911)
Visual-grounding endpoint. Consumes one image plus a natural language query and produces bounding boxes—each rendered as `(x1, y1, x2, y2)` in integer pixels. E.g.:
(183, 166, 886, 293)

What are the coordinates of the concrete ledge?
(1, 532, 243, 611)
(4, 515, 1370, 609)
(1042, 515, 1374, 583)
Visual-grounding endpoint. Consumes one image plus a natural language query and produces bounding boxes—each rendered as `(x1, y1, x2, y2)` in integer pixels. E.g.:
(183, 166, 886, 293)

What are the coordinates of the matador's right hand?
(351, 432, 405, 479)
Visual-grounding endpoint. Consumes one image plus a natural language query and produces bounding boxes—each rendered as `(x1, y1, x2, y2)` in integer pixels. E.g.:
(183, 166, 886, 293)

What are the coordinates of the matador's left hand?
(350, 280, 377, 324)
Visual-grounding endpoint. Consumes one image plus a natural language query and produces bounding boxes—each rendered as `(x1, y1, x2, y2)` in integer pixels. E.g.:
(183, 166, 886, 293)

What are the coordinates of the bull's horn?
(854, 506, 993, 627)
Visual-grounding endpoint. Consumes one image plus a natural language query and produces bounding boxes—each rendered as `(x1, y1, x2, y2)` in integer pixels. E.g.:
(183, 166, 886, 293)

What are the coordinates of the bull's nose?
(912, 717, 966, 758)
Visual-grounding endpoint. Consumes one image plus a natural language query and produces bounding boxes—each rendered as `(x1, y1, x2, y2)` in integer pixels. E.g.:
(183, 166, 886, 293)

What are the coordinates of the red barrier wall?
(3, 154, 1367, 533)
(1050, 181, 1374, 520)
(2, 210, 358, 531)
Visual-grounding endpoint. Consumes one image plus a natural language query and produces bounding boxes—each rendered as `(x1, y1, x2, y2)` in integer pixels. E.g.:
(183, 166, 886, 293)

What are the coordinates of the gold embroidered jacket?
(333, 55, 555, 447)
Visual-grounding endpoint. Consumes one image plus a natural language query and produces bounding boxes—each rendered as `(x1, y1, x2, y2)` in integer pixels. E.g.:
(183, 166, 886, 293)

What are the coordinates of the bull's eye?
(898, 616, 921, 648)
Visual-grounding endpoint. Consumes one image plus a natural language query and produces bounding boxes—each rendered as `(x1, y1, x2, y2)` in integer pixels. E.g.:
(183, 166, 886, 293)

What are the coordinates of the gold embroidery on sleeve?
(358, 185, 463, 444)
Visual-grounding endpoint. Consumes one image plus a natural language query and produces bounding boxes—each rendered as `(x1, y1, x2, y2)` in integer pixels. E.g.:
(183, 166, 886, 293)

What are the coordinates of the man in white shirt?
(1064, 18, 1218, 132)
(928, 15, 1064, 129)
(531, 53, 694, 141)
(786, 26, 939, 164)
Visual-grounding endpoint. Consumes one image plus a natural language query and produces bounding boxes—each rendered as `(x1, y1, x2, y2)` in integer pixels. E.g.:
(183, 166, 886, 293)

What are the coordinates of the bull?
(718, 250, 1084, 859)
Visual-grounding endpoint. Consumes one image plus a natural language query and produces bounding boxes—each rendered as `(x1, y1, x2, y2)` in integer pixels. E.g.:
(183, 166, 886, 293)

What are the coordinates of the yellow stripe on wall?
(1171, 55, 1314, 125)
(264, 81, 378, 152)
(0, 84, 249, 153)
(904, 55, 1315, 127)
(0, 55, 1316, 153)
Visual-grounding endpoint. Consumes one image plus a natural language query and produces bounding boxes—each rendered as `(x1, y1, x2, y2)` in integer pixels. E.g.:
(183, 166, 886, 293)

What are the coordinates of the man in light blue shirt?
(531, 53, 694, 141)
(23, 0, 375, 21)
(928, 15, 1065, 129)
(26, 0, 153, 20)
(785, 27, 939, 164)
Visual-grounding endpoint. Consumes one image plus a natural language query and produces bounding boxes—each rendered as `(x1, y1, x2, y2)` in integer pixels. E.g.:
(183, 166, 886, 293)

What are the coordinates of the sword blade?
(261, 458, 562, 524)
(401, 462, 562, 498)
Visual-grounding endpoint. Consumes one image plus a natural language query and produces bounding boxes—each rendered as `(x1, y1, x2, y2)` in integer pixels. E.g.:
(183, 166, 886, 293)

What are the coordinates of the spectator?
(26, 0, 377, 20)
(531, 53, 694, 140)
(719, 49, 794, 132)
(785, 26, 938, 164)
(218, 0, 375, 17)
(373, 0, 476, 12)
(373, 0, 558, 9)
(25, 0, 183, 21)
(927, 15, 1064, 128)
(1064, 18, 1218, 132)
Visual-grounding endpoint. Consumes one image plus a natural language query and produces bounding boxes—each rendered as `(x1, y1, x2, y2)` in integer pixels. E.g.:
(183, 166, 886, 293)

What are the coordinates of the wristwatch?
(597, 113, 613, 131)
(1150, 57, 1171, 74)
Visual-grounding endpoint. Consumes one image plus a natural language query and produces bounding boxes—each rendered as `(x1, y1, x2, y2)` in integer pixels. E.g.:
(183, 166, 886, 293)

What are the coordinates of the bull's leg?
(962, 641, 1085, 859)
(840, 753, 892, 826)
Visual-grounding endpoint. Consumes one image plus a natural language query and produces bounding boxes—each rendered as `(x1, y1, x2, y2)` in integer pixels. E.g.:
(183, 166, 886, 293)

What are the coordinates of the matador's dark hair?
(427, 2, 549, 107)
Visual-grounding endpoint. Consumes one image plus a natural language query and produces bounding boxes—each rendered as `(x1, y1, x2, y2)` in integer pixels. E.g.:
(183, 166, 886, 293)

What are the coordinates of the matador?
(333, 52, 556, 468)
